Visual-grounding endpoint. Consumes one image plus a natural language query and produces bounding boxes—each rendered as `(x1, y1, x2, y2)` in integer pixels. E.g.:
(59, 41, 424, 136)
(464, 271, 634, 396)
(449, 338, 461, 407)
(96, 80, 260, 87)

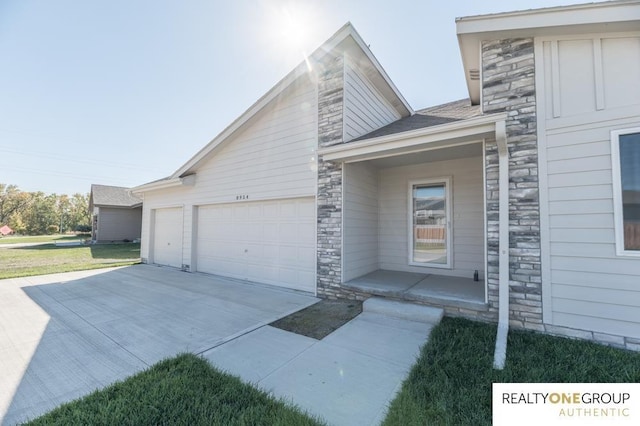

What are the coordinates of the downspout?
(493, 120, 509, 369)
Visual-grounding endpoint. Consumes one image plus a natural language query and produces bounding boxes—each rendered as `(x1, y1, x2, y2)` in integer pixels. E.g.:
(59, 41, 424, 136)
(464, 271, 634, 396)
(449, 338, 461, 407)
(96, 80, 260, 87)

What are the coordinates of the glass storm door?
(410, 179, 451, 268)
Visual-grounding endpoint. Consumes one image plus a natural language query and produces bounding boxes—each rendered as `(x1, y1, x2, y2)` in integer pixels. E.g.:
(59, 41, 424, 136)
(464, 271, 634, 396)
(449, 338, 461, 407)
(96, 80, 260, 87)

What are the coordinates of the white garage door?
(152, 207, 183, 268)
(196, 198, 315, 293)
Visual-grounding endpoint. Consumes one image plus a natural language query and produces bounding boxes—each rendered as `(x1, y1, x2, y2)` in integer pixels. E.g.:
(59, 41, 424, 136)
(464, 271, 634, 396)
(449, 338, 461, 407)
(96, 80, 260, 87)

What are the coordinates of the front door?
(409, 178, 451, 268)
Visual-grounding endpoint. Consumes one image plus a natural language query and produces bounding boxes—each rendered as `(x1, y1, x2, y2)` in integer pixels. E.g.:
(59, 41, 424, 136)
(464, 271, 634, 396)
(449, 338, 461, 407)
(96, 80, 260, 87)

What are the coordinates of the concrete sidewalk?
(203, 298, 443, 426)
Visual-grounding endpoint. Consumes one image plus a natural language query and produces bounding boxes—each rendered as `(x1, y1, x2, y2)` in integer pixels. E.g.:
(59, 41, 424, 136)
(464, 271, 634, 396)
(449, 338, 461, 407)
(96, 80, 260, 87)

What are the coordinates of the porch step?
(363, 297, 443, 324)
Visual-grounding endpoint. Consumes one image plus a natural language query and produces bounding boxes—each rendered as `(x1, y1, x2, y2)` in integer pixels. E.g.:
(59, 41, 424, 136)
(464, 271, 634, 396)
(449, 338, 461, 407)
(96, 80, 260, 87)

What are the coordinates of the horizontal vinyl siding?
(378, 155, 484, 278)
(96, 207, 142, 241)
(343, 162, 378, 281)
(194, 80, 317, 202)
(139, 77, 318, 267)
(545, 120, 640, 337)
(540, 32, 640, 338)
(343, 58, 400, 142)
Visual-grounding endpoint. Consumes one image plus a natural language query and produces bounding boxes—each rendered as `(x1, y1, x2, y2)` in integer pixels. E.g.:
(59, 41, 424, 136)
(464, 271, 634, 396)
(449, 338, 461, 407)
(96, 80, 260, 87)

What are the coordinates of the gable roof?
(133, 23, 413, 193)
(90, 185, 142, 208)
(354, 99, 481, 141)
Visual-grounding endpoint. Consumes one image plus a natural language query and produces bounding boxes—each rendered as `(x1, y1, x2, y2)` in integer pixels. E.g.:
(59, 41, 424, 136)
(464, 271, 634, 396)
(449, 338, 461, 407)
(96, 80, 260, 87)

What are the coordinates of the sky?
(0, 0, 594, 195)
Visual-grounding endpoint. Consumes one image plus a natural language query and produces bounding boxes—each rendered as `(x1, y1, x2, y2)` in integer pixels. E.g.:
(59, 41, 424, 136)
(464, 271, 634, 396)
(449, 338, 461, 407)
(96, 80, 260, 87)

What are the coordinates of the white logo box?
(493, 383, 639, 426)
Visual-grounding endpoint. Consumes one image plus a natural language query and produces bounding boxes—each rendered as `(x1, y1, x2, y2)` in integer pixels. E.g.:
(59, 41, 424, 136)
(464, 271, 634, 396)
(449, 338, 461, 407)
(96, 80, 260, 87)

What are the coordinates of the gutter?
(494, 120, 509, 369)
(131, 175, 196, 194)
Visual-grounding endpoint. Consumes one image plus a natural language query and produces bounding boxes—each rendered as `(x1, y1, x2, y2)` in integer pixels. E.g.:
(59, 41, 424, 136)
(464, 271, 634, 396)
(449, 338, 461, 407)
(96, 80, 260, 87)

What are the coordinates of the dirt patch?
(270, 299, 363, 340)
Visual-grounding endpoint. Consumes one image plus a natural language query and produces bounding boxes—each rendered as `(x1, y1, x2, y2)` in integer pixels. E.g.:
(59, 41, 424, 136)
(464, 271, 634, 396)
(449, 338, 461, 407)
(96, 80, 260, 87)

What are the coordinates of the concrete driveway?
(0, 265, 317, 425)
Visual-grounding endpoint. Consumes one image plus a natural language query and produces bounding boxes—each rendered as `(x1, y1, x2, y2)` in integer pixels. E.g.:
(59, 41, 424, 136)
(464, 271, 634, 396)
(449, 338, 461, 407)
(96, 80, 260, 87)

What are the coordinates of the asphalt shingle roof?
(353, 99, 482, 141)
(90, 184, 142, 207)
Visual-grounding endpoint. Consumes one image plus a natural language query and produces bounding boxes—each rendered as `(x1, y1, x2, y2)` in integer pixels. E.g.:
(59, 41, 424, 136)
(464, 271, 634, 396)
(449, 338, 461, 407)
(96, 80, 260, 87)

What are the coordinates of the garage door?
(152, 207, 183, 268)
(196, 198, 315, 292)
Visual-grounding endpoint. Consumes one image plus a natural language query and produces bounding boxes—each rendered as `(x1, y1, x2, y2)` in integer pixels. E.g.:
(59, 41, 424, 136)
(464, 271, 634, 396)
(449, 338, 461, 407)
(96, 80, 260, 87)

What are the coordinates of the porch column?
(494, 120, 509, 369)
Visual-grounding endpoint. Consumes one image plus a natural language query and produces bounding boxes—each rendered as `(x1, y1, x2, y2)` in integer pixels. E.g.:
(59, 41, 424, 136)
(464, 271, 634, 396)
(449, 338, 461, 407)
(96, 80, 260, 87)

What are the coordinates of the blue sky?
(0, 0, 590, 195)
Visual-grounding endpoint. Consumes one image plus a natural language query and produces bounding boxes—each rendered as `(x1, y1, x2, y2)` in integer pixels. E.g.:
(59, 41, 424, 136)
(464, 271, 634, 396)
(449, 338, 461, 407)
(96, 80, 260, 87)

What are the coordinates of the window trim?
(611, 127, 640, 257)
(407, 177, 453, 269)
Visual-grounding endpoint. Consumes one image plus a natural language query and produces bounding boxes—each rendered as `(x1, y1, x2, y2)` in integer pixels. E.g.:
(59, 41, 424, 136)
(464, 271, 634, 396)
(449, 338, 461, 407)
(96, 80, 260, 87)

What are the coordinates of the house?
(89, 184, 142, 242)
(0, 225, 14, 236)
(133, 0, 640, 353)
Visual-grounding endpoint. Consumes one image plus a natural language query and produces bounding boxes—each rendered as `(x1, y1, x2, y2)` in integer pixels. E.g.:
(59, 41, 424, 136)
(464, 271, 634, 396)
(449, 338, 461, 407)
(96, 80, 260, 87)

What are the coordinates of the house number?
(236, 195, 249, 200)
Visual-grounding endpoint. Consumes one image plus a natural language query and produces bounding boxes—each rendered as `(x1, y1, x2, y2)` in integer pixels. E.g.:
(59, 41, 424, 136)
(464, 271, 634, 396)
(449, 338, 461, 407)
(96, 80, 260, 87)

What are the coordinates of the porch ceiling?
(369, 142, 482, 168)
(318, 113, 506, 164)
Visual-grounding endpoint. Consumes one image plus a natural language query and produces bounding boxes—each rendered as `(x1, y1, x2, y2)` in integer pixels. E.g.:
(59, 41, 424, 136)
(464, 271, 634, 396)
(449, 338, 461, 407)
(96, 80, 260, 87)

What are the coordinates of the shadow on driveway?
(0, 265, 317, 425)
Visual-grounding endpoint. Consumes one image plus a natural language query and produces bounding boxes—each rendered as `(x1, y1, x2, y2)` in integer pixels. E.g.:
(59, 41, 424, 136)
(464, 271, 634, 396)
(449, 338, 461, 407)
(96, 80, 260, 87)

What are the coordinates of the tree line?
(0, 183, 91, 235)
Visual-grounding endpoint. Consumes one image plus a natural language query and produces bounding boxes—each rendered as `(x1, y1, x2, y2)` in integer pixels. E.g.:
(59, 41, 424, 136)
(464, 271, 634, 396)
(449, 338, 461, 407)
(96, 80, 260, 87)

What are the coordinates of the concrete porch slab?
(409, 274, 485, 308)
(344, 269, 486, 310)
(363, 297, 444, 323)
(344, 270, 426, 295)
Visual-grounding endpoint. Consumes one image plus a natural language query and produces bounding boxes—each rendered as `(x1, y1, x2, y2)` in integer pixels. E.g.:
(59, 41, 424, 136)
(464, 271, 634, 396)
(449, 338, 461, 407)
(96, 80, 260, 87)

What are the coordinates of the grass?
(383, 317, 640, 426)
(0, 234, 89, 245)
(26, 353, 323, 426)
(0, 243, 140, 279)
(21, 317, 640, 425)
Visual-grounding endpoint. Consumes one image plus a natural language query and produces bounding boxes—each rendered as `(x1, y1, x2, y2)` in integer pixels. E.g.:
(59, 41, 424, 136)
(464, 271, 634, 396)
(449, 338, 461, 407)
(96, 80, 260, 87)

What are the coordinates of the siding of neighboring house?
(343, 162, 379, 281)
(537, 33, 640, 340)
(140, 76, 318, 268)
(96, 207, 142, 242)
(343, 56, 401, 142)
(377, 155, 485, 279)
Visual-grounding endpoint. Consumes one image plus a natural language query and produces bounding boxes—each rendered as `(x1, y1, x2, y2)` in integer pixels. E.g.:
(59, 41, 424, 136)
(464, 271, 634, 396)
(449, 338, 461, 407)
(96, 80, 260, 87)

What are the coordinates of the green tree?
(0, 184, 32, 225)
(67, 193, 90, 232)
(23, 192, 59, 235)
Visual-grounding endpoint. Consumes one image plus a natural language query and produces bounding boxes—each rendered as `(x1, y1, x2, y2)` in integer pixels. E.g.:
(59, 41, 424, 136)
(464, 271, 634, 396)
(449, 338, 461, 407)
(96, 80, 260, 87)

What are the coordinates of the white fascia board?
(131, 178, 183, 194)
(345, 25, 413, 116)
(319, 113, 506, 162)
(456, 1, 640, 35)
(456, 0, 640, 106)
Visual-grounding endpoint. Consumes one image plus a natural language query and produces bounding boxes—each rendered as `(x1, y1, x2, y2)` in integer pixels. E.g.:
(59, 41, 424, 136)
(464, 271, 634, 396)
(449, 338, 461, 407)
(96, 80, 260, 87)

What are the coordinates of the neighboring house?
(89, 184, 142, 242)
(0, 225, 14, 236)
(133, 0, 640, 351)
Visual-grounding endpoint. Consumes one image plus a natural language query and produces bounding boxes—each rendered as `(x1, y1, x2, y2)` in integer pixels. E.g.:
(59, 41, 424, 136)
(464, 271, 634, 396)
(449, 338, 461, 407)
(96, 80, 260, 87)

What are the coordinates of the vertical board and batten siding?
(343, 162, 379, 282)
(377, 155, 485, 278)
(537, 33, 640, 338)
(139, 77, 318, 270)
(343, 57, 401, 142)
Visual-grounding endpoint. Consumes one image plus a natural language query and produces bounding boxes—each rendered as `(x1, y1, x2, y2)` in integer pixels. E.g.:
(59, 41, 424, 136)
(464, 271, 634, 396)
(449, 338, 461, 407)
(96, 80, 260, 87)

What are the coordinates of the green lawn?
(0, 243, 140, 279)
(383, 317, 640, 426)
(0, 234, 89, 245)
(26, 354, 323, 426)
(26, 317, 640, 425)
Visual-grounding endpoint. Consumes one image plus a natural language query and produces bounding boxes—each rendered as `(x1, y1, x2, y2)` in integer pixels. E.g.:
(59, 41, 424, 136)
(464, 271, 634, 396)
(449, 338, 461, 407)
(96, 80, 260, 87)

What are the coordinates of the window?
(408, 178, 452, 268)
(611, 128, 640, 256)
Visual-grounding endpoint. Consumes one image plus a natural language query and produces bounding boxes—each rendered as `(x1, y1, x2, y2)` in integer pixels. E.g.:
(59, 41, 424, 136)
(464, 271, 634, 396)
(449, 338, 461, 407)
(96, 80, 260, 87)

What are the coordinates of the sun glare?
(263, 1, 320, 60)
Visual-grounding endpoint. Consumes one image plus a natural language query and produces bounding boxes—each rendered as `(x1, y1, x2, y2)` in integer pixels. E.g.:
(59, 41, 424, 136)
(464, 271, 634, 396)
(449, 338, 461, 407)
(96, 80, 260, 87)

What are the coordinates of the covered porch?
(319, 107, 509, 312)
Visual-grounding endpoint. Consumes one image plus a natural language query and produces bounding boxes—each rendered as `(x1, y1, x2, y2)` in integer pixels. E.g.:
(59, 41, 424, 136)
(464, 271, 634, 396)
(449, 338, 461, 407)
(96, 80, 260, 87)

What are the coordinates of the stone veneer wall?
(482, 38, 640, 351)
(316, 54, 367, 300)
(482, 38, 544, 331)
